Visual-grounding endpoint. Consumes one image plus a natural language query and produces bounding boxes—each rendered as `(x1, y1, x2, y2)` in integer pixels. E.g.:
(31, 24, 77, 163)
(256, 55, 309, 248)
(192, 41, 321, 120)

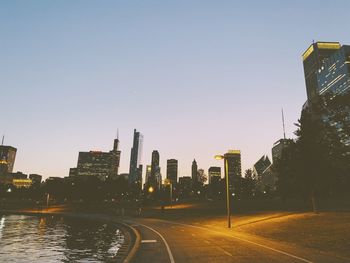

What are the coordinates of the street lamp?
(148, 186, 154, 193)
(215, 154, 231, 228)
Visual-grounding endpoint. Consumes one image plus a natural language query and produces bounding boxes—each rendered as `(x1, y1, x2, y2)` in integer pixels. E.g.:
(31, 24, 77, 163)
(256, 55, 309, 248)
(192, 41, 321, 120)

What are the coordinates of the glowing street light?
(148, 186, 154, 193)
(215, 154, 231, 228)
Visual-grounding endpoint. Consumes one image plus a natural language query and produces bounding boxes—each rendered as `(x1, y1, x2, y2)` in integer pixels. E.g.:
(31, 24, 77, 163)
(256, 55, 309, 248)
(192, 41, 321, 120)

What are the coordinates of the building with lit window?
(316, 45, 350, 96)
(0, 145, 17, 174)
(70, 137, 121, 181)
(224, 150, 242, 193)
(208, 166, 221, 184)
(167, 159, 178, 184)
(302, 42, 341, 104)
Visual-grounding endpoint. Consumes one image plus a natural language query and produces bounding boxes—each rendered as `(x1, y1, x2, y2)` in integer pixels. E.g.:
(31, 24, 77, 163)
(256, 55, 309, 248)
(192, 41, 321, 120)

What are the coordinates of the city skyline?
(1, 1, 350, 179)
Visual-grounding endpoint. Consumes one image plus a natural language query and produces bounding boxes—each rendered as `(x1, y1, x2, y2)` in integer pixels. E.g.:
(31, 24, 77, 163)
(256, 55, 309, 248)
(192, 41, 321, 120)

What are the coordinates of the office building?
(70, 137, 121, 181)
(316, 45, 350, 96)
(145, 165, 152, 186)
(29, 174, 42, 185)
(272, 139, 293, 163)
(302, 42, 341, 104)
(167, 159, 178, 184)
(0, 145, 17, 174)
(191, 159, 198, 185)
(149, 150, 160, 188)
(253, 155, 271, 180)
(224, 150, 242, 193)
(129, 129, 143, 185)
(208, 166, 221, 184)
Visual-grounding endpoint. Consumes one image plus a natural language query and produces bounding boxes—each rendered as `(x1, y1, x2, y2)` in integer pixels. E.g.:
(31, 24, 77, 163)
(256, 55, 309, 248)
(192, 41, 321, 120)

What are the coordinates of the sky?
(1, 0, 350, 180)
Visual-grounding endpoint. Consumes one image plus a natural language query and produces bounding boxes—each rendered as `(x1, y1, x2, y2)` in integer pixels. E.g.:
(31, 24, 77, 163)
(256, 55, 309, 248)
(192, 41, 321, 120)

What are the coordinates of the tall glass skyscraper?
(316, 45, 350, 96)
(129, 129, 143, 185)
(302, 42, 341, 103)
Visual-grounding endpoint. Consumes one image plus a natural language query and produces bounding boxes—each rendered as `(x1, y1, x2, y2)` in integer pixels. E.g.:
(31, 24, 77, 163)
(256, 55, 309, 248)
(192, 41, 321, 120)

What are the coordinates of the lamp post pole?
(224, 157, 231, 228)
(215, 154, 231, 228)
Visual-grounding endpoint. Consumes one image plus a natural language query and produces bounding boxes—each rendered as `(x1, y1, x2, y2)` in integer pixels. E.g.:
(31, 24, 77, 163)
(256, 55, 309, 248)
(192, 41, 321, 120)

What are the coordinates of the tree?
(275, 92, 350, 212)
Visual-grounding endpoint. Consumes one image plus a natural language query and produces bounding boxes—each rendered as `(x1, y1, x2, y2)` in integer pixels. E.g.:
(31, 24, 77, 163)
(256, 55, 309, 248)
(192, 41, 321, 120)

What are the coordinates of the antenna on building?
(282, 108, 286, 139)
(117, 128, 119, 140)
(1, 135, 4, 145)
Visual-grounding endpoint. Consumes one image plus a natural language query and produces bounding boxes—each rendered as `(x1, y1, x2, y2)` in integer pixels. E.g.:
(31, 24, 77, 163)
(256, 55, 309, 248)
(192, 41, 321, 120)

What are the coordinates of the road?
(126, 217, 347, 263)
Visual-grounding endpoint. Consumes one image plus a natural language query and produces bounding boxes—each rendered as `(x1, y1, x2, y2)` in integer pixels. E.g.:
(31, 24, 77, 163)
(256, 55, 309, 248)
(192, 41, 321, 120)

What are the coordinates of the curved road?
(126, 218, 345, 263)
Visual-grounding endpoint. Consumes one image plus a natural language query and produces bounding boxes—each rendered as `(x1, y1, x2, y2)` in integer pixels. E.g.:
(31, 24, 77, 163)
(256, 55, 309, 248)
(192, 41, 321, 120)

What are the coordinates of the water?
(0, 214, 125, 262)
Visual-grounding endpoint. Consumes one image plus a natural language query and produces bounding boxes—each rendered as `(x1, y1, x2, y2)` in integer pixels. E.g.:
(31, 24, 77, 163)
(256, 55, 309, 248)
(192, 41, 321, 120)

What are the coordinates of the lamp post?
(164, 179, 172, 208)
(215, 154, 231, 228)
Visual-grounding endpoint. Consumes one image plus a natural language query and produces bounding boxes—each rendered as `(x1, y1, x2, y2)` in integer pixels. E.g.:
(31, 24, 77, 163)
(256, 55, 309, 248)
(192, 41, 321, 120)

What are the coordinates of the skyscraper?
(191, 159, 198, 185)
(129, 129, 143, 185)
(111, 136, 121, 177)
(302, 42, 341, 104)
(0, 144, 17, 174)
(167, 159, 178, 184)
(148, 150, 160, 189)
(208, 166, 221, 184)
(70, 137, 121, 181)
(224, 150, 242, 193)
(316, 45, 350, 96)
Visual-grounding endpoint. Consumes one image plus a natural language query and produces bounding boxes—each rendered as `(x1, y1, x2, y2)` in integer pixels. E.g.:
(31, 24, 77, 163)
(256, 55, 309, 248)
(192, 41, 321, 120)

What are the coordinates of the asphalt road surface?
(126, 218, 347, 263)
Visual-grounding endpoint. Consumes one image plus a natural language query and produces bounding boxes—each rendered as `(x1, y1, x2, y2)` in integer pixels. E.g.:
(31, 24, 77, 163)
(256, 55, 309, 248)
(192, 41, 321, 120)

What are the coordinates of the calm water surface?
(0, 214, 124, 262)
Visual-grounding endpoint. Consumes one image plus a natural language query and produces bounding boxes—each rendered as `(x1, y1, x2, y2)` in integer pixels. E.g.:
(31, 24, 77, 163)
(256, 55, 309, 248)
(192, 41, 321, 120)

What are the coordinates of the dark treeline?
(275, 92, 350, 211)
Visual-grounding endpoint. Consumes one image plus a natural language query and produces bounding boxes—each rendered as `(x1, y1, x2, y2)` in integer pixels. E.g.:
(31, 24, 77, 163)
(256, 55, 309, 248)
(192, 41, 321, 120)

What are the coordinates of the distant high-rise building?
(167, 159, 178, 184)
(208, 166, 221, 184)
(253, 155, 271, 180)
(151, 150, 159, 178)
(191, 159, 198, 185)
(76, 151, 112, 180)
(29, 174, 42, 185)
(145, 165, 152, 186)
(111, 137, 121, 177)
(316, 45, 350, 96)
(70, 137, 121, 181)
(129, 129, 143, 185)
(302, 42, 341, 104)
(224, 150, 242, 193)
(147, 150, 160, 189)
(0, 144, 17, 174)
(272, 139, 293, 164)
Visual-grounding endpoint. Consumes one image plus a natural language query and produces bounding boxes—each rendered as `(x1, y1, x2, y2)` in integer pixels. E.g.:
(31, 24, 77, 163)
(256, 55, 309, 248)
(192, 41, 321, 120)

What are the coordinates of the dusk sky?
(1, 1, 349, 180)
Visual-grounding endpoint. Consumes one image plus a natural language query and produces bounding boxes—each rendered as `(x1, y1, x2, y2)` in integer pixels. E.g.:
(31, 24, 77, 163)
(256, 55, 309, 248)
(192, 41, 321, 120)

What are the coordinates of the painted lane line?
(137, 223, 175, 263)
(141, 240, 157, 243)
(154, 219, 313, 263)
(191, 234, 196, 237)
(204, 240, 210, 244)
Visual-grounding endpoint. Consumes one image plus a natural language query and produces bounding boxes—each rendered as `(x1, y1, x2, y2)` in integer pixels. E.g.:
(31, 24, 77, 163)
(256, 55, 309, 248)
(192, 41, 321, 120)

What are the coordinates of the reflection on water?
(0, 214, 124, 263)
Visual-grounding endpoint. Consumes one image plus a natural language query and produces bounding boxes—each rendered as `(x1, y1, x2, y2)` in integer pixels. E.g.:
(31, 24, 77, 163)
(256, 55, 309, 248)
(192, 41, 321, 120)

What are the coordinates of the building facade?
(302, 42, 341, 103)
(129, 129, 143, 185)
(167, 159, 178, 184)
(0, 145, 17, 174)
(70, 137, 121, 181)
(208, 166, 221, 184)
(316, 45, 350, 96)
(224, 150, 242, 193)
(191, 159, 198, 185)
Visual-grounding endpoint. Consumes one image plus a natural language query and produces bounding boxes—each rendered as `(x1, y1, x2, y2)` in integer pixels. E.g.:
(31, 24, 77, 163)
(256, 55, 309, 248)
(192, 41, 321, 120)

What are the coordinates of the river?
(0, 214, 125, 262)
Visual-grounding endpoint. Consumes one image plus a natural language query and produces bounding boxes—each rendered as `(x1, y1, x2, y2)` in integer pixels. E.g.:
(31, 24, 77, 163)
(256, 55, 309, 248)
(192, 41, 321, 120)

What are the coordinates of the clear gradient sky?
(1, 1, 350, 180)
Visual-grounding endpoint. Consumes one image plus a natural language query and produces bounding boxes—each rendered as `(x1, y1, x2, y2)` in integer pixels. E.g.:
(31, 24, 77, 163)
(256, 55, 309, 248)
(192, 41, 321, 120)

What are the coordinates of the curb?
(121, 222, 141, 263)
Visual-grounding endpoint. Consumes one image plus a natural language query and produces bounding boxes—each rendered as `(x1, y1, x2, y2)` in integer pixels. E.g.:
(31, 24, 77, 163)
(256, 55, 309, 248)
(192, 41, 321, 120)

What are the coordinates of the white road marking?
(191, 233, 196, 237)
(137, 223, 175, 263)
(141, 240, 157, 243)
(155, 219, 314, 263)
(204, 240, 210, 244)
